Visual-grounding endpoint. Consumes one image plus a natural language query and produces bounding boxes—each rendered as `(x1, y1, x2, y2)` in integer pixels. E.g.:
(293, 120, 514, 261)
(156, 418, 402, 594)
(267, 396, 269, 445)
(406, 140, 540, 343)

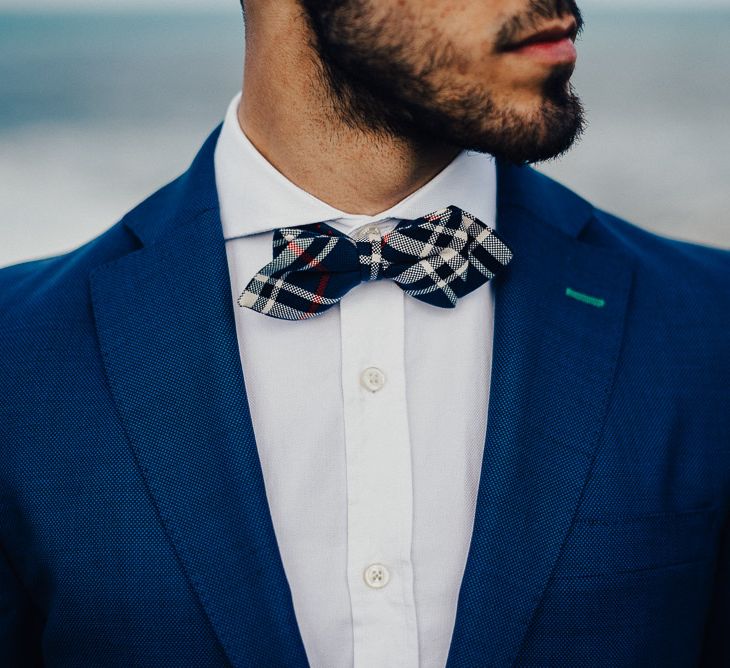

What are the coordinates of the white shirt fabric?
(214, 91, 498, 668)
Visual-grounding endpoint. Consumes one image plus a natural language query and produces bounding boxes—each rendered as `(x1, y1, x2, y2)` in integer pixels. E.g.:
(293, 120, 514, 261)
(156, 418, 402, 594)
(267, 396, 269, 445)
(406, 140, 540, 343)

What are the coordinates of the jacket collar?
(122, 124, 595, 247)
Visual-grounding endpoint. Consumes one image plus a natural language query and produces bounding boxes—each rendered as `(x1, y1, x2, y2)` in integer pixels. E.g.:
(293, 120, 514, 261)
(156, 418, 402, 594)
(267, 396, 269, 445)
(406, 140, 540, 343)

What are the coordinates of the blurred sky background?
(1, 0, 728, 266)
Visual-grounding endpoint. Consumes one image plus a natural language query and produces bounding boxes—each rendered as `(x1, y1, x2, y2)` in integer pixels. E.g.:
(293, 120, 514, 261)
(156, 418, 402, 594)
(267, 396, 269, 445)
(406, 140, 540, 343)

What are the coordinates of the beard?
(299, 0, 586, 165)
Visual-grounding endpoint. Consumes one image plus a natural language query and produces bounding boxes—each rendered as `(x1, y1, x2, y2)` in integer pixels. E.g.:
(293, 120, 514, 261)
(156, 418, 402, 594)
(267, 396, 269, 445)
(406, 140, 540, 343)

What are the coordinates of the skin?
(238, 0, 584, 215)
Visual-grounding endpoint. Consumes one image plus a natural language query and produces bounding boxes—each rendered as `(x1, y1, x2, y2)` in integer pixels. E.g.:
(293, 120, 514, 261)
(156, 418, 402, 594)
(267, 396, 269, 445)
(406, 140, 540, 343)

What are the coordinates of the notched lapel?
(90, 205, 309, 667)
(446, 166, 635, 667)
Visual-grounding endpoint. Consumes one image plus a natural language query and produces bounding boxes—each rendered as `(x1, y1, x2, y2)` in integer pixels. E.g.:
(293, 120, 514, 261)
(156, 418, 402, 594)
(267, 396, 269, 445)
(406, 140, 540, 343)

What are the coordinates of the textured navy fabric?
(1, 125, 728, 667)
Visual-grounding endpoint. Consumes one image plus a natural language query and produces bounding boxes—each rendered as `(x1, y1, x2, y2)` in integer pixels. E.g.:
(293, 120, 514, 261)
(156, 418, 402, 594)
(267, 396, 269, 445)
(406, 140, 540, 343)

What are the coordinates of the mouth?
(501, 19, 579, 64)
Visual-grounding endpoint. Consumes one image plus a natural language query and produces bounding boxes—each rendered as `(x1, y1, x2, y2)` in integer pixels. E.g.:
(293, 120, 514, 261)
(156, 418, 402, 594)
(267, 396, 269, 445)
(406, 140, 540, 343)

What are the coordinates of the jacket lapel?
(90, 128, 309, 667)
(446, 161, 635, 667)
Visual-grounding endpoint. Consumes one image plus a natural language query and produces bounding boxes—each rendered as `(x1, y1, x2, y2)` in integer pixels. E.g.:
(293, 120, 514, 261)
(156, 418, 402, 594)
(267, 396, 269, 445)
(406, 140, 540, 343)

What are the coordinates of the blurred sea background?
(0, 5, 729, 266)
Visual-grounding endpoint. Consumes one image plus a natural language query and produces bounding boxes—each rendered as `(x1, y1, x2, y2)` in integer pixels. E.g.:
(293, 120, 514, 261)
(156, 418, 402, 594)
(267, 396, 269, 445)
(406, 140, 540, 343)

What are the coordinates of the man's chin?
(456, 98, 586, 165)
(432, 122, 582, 165)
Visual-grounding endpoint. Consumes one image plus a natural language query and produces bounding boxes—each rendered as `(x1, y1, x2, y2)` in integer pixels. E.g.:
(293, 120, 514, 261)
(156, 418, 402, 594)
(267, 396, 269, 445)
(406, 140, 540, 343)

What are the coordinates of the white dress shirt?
(214, 91, 498, 668)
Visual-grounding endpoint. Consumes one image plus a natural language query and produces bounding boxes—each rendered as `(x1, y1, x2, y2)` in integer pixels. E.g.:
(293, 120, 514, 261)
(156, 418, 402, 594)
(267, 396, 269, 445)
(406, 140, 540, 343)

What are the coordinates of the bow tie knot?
(239, 205, 513, 321)
(356, 228, 388, 283)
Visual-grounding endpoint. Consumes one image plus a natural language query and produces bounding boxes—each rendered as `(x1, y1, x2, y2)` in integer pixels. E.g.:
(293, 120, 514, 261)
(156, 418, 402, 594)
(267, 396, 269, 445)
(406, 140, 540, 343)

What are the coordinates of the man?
(1, 0, 728, 665)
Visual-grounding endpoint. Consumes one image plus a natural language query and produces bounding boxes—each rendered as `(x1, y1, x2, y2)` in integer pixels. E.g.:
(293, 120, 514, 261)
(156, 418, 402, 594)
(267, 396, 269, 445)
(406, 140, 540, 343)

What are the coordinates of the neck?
(237, 2, 459, 216)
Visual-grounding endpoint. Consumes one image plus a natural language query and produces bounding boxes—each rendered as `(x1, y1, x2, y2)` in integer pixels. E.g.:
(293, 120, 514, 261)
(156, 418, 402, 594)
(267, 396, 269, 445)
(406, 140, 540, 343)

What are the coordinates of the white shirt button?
(363, 563, 390, 588)
(360, 367, 386, 392)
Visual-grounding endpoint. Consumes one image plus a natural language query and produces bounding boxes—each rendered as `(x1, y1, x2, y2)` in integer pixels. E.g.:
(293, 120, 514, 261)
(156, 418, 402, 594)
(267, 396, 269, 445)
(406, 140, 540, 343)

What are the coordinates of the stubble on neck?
(237, 1, 460, 216)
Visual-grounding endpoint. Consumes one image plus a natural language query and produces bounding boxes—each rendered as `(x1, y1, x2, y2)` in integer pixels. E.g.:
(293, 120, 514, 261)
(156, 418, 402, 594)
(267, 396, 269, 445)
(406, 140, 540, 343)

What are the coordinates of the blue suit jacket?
(1, 126, 729, 667)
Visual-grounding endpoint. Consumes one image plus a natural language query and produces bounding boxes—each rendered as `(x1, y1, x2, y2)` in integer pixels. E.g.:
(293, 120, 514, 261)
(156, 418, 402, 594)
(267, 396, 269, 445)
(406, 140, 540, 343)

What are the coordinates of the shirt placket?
(339, 220, 420, 668)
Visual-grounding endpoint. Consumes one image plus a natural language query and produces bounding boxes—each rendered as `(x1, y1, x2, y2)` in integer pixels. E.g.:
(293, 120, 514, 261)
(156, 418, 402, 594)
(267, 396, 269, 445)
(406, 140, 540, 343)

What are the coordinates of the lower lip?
(508, 37, 577, 64)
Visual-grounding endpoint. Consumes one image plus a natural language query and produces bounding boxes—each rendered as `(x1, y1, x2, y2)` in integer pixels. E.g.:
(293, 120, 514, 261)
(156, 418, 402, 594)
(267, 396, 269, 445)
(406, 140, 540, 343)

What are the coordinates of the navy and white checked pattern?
(238, 205, 513, 320)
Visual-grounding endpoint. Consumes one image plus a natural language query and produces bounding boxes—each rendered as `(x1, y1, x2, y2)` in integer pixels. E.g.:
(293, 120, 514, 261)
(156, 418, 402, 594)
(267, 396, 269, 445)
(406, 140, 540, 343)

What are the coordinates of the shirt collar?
(215, 92, 497, 240)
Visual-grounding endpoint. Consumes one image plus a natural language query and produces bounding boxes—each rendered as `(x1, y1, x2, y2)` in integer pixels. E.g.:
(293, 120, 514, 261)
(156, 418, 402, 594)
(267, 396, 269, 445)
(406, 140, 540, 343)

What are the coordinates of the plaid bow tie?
(238, 205, 513, 321)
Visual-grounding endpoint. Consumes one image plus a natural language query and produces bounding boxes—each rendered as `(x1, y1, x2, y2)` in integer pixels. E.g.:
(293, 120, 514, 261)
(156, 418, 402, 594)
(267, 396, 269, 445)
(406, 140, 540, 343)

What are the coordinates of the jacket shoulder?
(576, 192, 730, 360)
(523, 166, 729, 302)
(0, 219, 138, 333)
(0, 167, 194, 332)
(517, 166, 730, 347)
(588, 203, 729, 301)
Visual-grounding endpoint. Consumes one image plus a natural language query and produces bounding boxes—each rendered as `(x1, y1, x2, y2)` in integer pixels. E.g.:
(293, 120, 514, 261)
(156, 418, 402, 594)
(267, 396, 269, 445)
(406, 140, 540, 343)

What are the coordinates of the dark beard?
(299, 0, 586, 165)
